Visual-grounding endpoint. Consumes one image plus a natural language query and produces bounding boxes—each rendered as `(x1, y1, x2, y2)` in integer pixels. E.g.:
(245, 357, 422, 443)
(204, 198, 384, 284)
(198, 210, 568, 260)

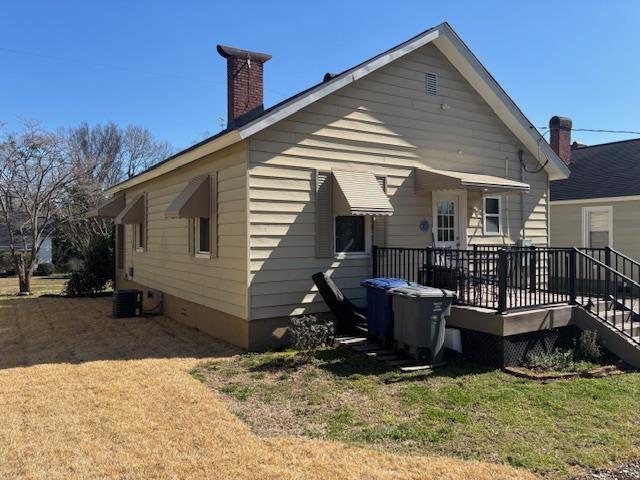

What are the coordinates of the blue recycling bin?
(360, 277, 409, 339)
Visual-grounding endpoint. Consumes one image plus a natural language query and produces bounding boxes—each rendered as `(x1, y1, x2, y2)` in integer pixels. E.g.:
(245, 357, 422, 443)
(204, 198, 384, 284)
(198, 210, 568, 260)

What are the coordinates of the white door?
(433, 192, 465, 249)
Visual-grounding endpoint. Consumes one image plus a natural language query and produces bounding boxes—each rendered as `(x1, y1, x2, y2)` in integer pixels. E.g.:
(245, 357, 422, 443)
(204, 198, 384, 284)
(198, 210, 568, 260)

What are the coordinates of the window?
(582, 206, 612, 248)
(136, 223, 145, 250)
(436, 200, 456, 242)
(195, 217, 210, 255)
(425, 72, 438, 96)
(335, 216, 368, 254)
(483, 196, 502, 235)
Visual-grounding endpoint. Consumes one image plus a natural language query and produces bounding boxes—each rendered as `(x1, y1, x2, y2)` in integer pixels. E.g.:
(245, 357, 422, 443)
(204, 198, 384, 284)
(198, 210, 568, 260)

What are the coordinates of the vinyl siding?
(247, 43, 549, 320)
(550, 199, 640, 261)
(123, 143, 248, 319)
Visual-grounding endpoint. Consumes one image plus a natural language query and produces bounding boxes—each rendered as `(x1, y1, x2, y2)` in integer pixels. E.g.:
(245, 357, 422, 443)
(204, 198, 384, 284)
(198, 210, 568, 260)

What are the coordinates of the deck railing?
(372, 245, 619, 313)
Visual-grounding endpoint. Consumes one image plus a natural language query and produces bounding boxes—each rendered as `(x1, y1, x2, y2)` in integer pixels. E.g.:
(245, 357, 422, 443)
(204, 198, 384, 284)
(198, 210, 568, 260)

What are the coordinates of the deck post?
(424, 246, 433, 285)
(569, 248, 577, 304)
(498, 249, 508, 313)
(372, 245, 378, 278)
(529, 245, 537, 293)
(604, 246, 611, 300)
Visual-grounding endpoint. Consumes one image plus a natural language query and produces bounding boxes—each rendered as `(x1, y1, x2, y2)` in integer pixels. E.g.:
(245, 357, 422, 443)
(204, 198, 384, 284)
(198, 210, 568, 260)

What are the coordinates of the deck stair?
(574, 249, 640, 368)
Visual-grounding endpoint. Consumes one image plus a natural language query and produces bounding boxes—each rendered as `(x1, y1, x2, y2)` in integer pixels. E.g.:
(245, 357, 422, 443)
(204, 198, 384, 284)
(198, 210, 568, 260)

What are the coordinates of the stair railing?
(574, 248, 640, 344)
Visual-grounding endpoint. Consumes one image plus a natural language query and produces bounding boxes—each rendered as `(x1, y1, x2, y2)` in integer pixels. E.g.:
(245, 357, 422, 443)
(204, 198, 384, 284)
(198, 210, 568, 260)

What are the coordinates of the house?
(549, 121, 640, 261)
(0, 220, 53, 267)
(89, 22, 572, 353)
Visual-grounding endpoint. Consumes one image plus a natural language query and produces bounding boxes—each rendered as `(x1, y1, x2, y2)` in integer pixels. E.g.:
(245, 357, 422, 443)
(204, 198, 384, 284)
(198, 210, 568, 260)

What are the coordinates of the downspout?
(518, 149, 526, 240)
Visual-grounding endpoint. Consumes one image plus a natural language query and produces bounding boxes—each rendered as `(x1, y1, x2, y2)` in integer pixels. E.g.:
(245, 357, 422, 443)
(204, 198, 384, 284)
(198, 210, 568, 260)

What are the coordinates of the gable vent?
(425, 72, 438, 96)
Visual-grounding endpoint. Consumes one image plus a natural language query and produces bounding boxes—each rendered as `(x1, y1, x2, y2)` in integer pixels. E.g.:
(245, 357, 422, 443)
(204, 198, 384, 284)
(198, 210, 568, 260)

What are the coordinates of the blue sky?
(2, 1, 639, 151)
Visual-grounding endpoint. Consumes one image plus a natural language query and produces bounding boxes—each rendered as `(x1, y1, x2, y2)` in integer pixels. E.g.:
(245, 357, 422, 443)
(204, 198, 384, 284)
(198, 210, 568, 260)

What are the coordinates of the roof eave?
(105, 130, 242, 195)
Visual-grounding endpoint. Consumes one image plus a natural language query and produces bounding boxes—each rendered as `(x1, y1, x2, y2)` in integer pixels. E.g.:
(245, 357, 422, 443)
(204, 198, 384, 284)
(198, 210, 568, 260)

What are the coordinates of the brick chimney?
(217, 45, 271, 129)
(549, 116, 572, 165)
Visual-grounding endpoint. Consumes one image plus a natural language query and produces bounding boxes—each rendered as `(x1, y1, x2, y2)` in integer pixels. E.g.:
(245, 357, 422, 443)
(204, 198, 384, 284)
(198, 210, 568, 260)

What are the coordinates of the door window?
(436, 201, 455, 242)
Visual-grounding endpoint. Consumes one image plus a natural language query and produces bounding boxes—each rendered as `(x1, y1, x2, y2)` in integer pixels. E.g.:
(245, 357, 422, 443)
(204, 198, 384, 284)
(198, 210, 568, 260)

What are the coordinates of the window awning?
(115, 195, 145, 225)
(416, 167, 530, 194)
(332, 170, 394, 216)
(165, 174, 210, 219)
(86, 195, 125, 218)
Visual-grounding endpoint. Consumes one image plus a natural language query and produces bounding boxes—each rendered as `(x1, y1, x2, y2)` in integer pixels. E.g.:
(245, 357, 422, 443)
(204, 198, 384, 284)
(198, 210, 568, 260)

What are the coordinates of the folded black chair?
(312, 272, 366, 334)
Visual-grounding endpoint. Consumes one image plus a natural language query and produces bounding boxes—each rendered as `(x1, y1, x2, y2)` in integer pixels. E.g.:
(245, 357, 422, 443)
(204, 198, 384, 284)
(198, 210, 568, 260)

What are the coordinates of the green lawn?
(196, 348, 640, 479)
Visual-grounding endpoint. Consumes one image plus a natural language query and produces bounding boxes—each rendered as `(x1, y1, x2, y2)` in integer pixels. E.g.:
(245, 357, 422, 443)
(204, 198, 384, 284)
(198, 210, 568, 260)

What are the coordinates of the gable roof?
(550, 138, 640, 201)
(106, 22, 569, 195)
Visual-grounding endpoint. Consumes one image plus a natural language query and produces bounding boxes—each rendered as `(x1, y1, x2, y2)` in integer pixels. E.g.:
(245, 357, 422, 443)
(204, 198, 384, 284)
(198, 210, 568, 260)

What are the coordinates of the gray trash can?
(388, 285, 455, 364)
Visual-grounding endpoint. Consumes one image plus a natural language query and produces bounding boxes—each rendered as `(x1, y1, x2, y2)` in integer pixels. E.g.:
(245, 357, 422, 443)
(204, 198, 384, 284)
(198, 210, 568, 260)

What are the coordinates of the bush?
(289, 315, 335, 359)
(34, 262, 55, 276)
(64, 271, 107, 297)
(575, 330, 601, 362)
(64, 235, 114, 297)
(0, 252, 15, 276)
(524, 331, 603, 373)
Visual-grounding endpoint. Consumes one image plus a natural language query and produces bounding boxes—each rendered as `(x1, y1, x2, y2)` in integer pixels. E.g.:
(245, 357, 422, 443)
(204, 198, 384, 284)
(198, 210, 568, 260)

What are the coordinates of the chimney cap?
(549, 116, 572, 129)
(216, 45, 272, 63)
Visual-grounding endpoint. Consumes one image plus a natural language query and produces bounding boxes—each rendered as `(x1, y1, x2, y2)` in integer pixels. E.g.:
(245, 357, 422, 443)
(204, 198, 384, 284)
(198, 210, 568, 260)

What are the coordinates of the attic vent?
(425, 72, 438, 96)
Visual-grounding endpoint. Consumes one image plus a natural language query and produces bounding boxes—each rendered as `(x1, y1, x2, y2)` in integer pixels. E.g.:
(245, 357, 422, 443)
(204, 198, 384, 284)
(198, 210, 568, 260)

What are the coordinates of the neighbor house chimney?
(549, 116, 572, 165)
(217, 45, 271, 128)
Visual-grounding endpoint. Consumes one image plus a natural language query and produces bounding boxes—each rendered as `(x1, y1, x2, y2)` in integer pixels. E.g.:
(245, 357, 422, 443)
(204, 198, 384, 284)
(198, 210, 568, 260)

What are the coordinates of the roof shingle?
(550, 138, 640, 201)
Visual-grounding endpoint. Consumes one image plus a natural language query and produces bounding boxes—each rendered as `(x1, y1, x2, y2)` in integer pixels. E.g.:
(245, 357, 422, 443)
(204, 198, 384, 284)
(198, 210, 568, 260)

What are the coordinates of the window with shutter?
(583, 206, 611, 248)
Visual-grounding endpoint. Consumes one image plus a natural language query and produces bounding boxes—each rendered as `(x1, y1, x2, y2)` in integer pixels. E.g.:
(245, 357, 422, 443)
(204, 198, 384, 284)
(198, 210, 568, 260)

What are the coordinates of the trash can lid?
(360, 277, 409, 290)
(387, 285, 456, 298)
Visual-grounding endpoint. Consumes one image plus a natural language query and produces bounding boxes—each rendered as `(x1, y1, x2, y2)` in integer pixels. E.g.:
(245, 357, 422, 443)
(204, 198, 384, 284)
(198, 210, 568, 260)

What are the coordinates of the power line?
(536, 126, 640, 135)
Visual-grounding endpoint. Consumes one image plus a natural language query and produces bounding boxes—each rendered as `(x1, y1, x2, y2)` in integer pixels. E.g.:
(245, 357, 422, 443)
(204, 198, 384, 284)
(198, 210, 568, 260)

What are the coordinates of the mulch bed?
(572, 459, 640, 479)
(503, 364, 625, 381)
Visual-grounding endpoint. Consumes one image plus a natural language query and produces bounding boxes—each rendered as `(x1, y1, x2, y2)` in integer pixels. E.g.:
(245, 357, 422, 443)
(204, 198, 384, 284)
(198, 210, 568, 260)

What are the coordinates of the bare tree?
(59, 123, 172, 255)
(0, 122, 79, 294)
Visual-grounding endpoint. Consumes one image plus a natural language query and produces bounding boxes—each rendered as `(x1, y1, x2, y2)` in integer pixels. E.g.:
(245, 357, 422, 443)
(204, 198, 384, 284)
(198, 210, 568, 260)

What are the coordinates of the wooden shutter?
(210, 172, 218, 258)
(143, 192, 148, 251)
(187, 218, 195, 255)
(116, 224, 125, 270)
(315, 170, 333, 258)
(372, 176, 388, 247)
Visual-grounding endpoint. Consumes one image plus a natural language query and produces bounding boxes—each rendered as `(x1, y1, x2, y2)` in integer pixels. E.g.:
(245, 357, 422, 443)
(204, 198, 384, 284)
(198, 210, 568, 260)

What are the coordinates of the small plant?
(289, 315, 335, 360)
(575, 330, 601, 362)
(525, 349, 577, 372)
(34, 263, 55, 276)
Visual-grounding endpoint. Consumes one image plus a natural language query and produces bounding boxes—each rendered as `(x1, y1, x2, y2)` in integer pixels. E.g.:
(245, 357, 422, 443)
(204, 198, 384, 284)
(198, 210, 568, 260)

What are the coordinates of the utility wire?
(536, 126, 640, 135)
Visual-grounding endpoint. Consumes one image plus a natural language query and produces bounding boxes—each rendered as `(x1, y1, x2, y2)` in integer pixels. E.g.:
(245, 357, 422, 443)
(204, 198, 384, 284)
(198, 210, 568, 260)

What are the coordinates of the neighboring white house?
(89, 23, 568, 350)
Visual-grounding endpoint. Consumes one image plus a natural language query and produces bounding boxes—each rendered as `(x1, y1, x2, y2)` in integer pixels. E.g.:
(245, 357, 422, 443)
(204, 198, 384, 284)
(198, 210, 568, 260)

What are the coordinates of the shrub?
(575, 330, 601, 362)
(289, 315, 335, 359)
(64, 271, 107, 297)
(34, 262, 55, 276)
(0, 252, 15, 276)
(64, 235, 114, 297)
(524, 349, 578, 372)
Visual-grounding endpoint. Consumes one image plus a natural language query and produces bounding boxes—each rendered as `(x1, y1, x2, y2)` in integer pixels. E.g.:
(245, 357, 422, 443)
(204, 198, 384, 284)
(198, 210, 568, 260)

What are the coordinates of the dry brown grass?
(0, 275, 69, 298)
(0, 296, 537, 479)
